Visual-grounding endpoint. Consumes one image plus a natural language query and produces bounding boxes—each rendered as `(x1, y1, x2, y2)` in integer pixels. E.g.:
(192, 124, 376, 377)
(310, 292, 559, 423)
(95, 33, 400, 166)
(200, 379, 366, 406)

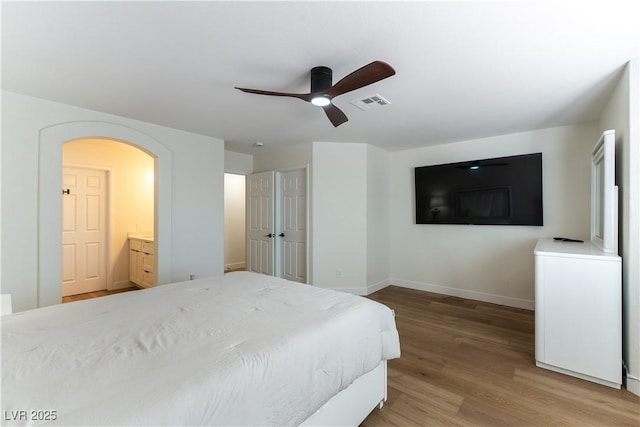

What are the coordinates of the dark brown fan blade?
(323, 103, 348, 127)
(235, 87, 313, 102)
(325, 61, 395, 98)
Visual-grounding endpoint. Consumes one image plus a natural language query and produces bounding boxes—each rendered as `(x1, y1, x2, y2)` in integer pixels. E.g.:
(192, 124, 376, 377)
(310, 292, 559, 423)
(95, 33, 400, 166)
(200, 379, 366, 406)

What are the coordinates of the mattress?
(1, 272, 400, 426)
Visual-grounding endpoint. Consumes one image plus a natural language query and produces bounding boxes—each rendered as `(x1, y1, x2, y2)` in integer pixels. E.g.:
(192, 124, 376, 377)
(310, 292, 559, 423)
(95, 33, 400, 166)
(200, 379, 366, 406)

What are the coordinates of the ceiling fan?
(235, 61, 395, 127)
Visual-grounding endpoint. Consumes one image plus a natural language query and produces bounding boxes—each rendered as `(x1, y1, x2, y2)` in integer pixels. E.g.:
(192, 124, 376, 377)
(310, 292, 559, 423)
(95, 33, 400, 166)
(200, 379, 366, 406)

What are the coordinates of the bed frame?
(301, 360, 387, 426)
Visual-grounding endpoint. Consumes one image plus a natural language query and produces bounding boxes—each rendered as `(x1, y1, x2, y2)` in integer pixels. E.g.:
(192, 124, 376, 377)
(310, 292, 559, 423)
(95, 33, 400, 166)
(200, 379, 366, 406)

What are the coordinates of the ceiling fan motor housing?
(311, 66, 332, 93)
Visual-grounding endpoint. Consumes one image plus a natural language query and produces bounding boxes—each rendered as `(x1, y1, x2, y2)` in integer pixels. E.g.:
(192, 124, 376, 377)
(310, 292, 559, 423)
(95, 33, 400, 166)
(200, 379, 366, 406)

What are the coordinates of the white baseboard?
(367, 279, 391, 295)
(390, 278, 535, 310)
(333, 286, 369, 296)
(329, 279, 391, 296)
(224, 262, 246, 271)
(324, 277, 534, 310)
(537, 361, 620, 389)
(626, 373, 640, 396)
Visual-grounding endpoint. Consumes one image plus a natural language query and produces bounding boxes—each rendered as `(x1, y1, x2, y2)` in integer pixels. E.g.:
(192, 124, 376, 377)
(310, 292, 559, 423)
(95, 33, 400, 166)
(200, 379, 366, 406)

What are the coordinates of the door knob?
(278, 233, 285, 237)
(264, 233, 274, 238)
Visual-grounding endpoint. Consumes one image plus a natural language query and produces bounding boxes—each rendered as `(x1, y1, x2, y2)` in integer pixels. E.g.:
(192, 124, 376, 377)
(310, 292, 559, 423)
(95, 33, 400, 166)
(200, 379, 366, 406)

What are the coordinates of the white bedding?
(1, 272, 400, 426)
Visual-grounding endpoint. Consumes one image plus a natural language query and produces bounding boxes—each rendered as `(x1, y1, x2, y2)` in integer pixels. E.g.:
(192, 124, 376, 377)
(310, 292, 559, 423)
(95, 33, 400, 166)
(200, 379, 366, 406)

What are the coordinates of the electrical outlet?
(189, 274, 195, 280)
(336, 270, 342, 278)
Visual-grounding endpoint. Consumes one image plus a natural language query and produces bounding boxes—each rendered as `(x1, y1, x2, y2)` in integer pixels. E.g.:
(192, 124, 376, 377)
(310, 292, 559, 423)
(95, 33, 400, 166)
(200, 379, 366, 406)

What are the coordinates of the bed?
(1, 272, 400, 426)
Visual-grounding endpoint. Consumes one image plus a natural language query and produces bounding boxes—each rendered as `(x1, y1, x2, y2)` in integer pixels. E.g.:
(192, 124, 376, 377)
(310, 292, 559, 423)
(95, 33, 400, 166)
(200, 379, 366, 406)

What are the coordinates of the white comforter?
(1, 272, 400, 426)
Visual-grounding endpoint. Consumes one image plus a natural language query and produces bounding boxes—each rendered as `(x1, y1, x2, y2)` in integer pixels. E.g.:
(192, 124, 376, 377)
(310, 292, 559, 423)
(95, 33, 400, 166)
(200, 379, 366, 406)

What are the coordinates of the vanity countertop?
(128, 232, 154, 242)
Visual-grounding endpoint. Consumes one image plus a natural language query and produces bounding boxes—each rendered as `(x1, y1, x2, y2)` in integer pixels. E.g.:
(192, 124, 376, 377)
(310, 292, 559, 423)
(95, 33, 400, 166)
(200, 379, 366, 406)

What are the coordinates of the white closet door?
(246, 171, 275, 275)
(278, 169, 306, 283)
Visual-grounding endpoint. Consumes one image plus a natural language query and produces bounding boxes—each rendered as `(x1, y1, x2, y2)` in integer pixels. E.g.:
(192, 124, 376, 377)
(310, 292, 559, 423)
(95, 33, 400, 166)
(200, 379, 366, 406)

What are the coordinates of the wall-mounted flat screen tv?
(414, 153, 543, 225)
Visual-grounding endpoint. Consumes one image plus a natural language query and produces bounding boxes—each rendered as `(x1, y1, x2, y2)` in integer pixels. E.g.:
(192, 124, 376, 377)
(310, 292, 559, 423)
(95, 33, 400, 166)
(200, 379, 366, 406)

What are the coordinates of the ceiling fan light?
(311, 96, 331, 107)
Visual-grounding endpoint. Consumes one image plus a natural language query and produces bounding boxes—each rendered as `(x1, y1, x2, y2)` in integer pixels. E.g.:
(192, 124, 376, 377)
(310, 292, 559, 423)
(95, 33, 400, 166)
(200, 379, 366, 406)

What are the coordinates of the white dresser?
(534, 238, 621, 388)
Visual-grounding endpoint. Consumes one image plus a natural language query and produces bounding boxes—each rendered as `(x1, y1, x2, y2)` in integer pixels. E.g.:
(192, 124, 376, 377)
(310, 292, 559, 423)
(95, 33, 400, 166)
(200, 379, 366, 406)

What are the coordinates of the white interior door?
(277, 169, 306, 283)
(246, 171, 275, 275)
(62, 167, 107, 296)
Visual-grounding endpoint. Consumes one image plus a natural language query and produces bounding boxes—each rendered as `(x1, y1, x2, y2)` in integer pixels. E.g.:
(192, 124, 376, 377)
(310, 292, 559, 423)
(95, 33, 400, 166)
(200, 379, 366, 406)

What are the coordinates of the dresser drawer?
(142, 253, 155, 272)
(141, 241, 155, 255)
(130, 239, 142, 251)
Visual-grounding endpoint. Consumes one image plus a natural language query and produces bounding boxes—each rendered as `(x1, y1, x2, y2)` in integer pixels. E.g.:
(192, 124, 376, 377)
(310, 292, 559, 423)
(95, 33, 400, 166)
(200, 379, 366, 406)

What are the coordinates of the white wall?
(312, 142, 368, 292)
(224, 173, 246, 271)
(168, 129, 224, 283)
(599, 59, 640, 396)
(64, 139, 155, 289)
(252, 142, 389, 293)
(224, 150, 253, 175)
(389, 123, 599, 309)
(1, 91, 225, 312)
(252, 143, 312, 173)
(367, 145, 391, 291)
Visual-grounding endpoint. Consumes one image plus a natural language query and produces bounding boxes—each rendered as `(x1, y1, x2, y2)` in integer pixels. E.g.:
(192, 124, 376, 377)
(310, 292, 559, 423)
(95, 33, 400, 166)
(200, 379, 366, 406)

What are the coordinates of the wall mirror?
(591, 129, 618, 254)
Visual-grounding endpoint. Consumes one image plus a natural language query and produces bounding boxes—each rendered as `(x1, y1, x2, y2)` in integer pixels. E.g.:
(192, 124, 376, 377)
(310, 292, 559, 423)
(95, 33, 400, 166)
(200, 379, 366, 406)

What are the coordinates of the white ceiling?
(2, 1, 638, 154)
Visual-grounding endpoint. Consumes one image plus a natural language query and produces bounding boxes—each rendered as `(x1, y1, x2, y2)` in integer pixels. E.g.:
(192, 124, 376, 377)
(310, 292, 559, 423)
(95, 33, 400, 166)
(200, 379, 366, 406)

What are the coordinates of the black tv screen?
(414, 153, 543, 225)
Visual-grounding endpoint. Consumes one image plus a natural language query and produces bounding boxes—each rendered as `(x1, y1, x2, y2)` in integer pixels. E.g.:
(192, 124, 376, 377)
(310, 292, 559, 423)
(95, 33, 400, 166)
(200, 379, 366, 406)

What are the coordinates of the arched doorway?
(38, 122, 172, 308)
(62, 138, 155, 297)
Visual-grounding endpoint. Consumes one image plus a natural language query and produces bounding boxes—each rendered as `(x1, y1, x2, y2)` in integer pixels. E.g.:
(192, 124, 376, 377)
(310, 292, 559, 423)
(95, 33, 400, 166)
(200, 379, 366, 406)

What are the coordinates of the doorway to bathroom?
(62, 138, 155, 297)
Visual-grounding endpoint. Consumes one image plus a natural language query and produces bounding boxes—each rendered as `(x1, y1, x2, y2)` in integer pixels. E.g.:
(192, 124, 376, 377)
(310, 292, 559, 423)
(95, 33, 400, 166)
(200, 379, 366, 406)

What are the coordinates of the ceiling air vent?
(350, 94, 391, 111)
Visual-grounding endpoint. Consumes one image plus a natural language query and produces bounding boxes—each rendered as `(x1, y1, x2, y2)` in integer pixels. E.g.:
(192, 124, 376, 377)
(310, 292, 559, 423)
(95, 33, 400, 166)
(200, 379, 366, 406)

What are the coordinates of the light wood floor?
(362, 286, 639, 426)
(62, 287, 138, 303)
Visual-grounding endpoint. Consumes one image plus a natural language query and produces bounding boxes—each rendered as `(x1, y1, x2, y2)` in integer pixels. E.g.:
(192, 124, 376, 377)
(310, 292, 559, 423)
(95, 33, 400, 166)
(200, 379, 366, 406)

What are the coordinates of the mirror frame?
(591, 129, 618, 254)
